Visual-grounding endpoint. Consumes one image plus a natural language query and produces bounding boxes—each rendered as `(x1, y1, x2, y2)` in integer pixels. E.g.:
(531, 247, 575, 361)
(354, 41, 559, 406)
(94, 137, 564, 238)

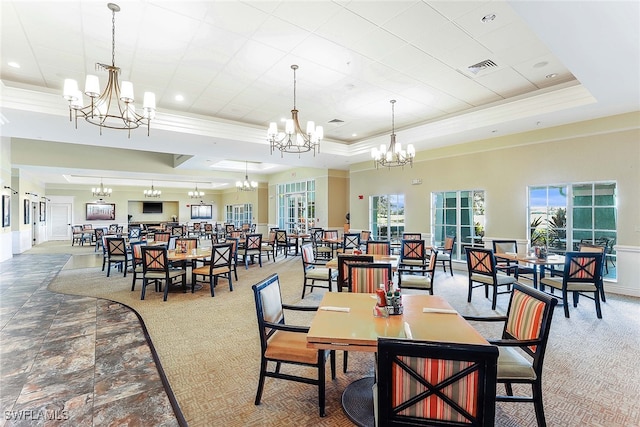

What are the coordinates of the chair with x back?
(240, 233, 263, 269)
(539, 251, 603, 318)
(338, 233, 361, 254)
(105, 237, 128, 277)
(252, 273, 336, 417)
(140, 246, 186, 301)
(192, 243, 233, 296)
(464, 283, 557, 427)
(578, 242, 607, 302)
(377, 338, 498, 427)
(398, 245, 439, 294)
(466, 247, 517, 310)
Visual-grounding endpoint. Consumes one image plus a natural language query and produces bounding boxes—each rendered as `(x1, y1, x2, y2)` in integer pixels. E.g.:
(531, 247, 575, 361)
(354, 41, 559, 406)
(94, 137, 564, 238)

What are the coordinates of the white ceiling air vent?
(328, 119, 344, 123)
(466, 59, 498, 75)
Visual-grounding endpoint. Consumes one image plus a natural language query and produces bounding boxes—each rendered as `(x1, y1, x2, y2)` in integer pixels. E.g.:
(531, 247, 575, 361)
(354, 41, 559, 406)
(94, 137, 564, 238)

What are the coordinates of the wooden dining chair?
(401, 232, 422, 240)
(348, 262, 392, 293)
(398, 245, 438, 294)
(336, 254, 374, 292)
(464, 283, 557, 427)
(252, 273, 336, 417)
(365, 240, 391, 256)
(140, 246, 186, 301)
(437, 236, 456, 275)
(578, 242, 607, 301)
(240, 233, 262, 269)
(466, 247, 517, 310)
(539, 251, 604, 318)
(301, 244, 336, 298)
(492, 239, 536, 283)
(105, 237, 128, 277)
(192, 243, 233, 296)
(338, 233, 361, 253)
(377, 338, 498, 427)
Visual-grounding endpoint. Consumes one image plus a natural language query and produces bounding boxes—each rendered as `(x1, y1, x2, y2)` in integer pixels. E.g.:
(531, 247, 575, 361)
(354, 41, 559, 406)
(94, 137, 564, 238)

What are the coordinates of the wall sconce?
(3, 186, 18, 195)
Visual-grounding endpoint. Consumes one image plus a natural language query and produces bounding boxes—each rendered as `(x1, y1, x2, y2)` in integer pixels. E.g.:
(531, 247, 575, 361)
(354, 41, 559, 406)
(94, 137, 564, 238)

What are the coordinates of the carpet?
(45, 242, 640, 427)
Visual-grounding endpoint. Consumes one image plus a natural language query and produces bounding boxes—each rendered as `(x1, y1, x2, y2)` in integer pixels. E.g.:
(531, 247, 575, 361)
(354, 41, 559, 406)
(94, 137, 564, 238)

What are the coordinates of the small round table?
(341, 376, 375, 427)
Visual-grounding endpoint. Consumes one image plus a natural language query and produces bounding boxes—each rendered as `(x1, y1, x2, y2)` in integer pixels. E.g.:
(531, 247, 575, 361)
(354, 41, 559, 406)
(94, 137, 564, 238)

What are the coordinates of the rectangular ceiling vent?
(467, 59, 498, 75)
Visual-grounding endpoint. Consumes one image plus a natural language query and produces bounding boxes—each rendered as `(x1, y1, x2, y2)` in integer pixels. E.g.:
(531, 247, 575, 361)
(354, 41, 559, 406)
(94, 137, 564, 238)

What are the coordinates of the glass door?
(283, 193, 306, 233)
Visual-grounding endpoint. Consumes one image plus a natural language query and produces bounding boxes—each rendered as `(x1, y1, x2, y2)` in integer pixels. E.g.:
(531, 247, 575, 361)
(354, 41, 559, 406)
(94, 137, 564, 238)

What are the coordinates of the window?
(225, 203, 252, 228)
(528, 182, 616, 279)
(369, 194, 405, 241)
(276, 180, 315, 233)
(431, 190, 485, 261)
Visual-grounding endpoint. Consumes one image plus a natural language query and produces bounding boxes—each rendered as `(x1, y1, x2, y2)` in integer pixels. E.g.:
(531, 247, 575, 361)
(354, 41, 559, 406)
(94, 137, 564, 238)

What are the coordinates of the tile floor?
(0, 253, 182, 426)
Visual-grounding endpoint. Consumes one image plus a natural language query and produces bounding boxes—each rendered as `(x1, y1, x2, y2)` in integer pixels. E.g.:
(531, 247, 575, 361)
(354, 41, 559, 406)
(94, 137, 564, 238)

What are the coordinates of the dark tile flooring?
(0, 253, 181, 426)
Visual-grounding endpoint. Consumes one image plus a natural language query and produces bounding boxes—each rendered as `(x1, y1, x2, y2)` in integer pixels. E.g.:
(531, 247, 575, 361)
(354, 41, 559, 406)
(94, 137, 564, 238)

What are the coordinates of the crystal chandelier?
(62, 3, 156, 138)
(236, 162, 258, 192)
(267, 65, 323, 156)
(143, 181, 161, 198)
(92, 179, 112, 197)
(188, 185, 204, 199)
(371, 100, 415, 169)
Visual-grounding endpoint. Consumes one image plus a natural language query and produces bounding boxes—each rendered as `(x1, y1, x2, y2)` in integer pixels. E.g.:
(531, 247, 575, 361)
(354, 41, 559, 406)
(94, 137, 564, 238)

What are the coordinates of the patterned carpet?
(43, 242, 640, 426)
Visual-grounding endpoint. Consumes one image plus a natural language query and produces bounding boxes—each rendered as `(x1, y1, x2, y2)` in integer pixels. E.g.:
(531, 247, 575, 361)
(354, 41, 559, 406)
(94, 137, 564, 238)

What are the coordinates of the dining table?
(166, 247, 211, 291)
(306, 292, 489, 426)
(496, 253, 566, 289)
(287, 233, 310, 255)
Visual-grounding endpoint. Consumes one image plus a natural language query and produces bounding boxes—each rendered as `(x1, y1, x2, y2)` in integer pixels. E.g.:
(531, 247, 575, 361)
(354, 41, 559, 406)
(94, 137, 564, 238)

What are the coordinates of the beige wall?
(349, 114, 640, 248)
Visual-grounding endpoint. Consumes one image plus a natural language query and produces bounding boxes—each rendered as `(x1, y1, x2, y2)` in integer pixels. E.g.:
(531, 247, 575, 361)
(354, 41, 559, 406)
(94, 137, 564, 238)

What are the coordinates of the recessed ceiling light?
(545, 73, 558, 79)
(533, 61, 548, 68)
(482, 14, 496, 23)
(352, 133, 357, 137)
(175, 94, 184, 102)
(8, 61, 20, 68)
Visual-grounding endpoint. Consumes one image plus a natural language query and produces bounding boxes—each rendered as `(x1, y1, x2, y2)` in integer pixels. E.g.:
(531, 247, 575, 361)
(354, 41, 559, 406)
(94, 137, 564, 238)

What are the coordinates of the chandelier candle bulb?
(84, 75, 100, 97)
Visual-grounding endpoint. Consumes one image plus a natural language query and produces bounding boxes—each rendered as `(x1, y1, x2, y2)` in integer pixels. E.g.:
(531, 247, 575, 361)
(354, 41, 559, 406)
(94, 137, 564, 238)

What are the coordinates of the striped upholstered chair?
(465, 283, 557, 427)
(348, 262, 392, 294)
(377, 338, 498, 426)
(365, 240, 391, 256)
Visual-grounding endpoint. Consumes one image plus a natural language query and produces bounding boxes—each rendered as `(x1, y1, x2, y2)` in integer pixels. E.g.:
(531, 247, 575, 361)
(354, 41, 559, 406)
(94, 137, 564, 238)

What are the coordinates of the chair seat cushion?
(306, 267, 332, 280)
(399, 274, 431, 289)
(109, 255, 127, 262)
(192, 266, 230, 276)
(265, 330, 318, 364)
(400, 259, 427, 266)
(539, 277, 599, 292)
(243, 249, 261, 256)
(471, 273, 517, 285)
(438, 253, 451, 260)
(316, 247, 332, 253)
(145, 269, 184, 280)
(497, 346, 536, 381)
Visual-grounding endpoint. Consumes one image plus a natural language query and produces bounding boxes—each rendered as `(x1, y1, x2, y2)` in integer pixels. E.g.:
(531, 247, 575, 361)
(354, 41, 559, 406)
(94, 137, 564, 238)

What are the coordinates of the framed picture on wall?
(190, 204, 212, 219)
(86, 203, 116, 221)
(2, 195, 10, 227)
(39, 201, 46, 222)
(24, 199, 30, 225)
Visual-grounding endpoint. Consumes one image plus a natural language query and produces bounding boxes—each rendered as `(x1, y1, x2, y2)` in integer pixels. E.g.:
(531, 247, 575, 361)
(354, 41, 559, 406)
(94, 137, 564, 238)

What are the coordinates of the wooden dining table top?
(497, 252, 566, 266)
(306, 293, 489, 352)
(166, 248, 211, 261)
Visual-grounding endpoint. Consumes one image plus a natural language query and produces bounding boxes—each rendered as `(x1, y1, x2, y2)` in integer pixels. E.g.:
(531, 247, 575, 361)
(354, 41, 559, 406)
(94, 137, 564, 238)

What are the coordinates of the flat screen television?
(142, 202, 163, 214)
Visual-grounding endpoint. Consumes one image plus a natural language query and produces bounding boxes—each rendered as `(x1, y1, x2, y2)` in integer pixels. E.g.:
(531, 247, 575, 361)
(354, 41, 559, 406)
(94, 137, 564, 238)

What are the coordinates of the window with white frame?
(369, 194, 405, 241)
(225, 203, 252, 228)
(431, 190, 485, 261)
(528, 181, 616, 278)
(276, 180, 315, 233)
